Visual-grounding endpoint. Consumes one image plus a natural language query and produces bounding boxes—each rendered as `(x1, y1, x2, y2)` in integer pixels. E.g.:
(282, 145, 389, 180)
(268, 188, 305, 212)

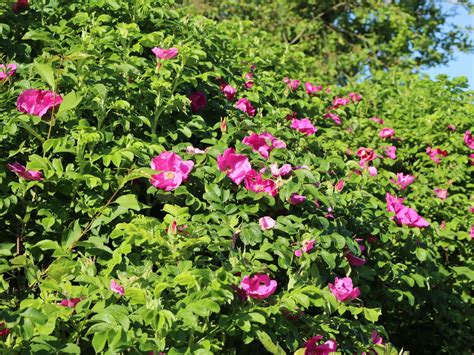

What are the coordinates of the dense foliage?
(0, 0, 472, 354)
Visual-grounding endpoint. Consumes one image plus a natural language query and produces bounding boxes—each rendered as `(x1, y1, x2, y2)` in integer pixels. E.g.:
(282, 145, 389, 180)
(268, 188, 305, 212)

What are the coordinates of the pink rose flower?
(470, 153, 474, 166)
(150, 151, 194, 191)
(242, 132, 286, 159)
(294, 239, 315, 257)
(244, 72, 254, 89)
(323, 112, 341, 125)
(349, 92, 362, 102)
(385, 192, 429, 228)
(244, 170, 278, 196)
(270, 163, 292, 177)
(189, 91, 206, 112)
(390, 173, 415, 190)
(0, 63, 17, 80)
(385, 146, 397, 159)
(368, 166, 378, 176)
(369, 117, 384, 124)
(447, 124, 456, 131)
(470, 226, 474, 239)
(59, 298, 82, 308)
(17, 89, 63, 118)
(186, 146, 206, 155)
(7, 162, 43, 181)
(328, 276, 360, 302)
(220, 83, 237, 100)
(356, 147, 377, 168)
(304, 335, 337, 355)
(464, 131, 474, 149)
(235, 98, 256, 117)
(12, 0, 29, 13)
(379, 128, 395, 138)
(426, 147, 448, 164)
(434, 188, 448, 200)
(110, 279, 125, 296)
(283, 77, 300, 90)
(371, 331, 384, 345)
(291, 118, 317, 135)
(240, 274, 277, 300)
(289, 193, 306, 205)
(305, 82, 322, 95)
(217, 148, 252, 185)
(151, 47, 178, 60)
(331, 97, 350, 109)
(0, 322, 9, 337)
(335, 179, 345, 192)
(259, 216, 276, 230)
(346, 252, 367, 267)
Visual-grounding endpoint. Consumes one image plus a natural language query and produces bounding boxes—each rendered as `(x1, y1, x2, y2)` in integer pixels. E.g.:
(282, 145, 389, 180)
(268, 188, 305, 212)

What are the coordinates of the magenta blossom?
(291, 118, 317, 135)
(335, 179, 345, 192)
(470, 153, 474, 166)
(346, 239, 367, 266)
(329, 276, 360, 302)
(289, 193, 306, 205)
(323, 112, 341, 125)
(244, 72, 254, 89)
(464, 131, 474, 149)
(220, 83, 237, 100)
(189, 91, 206, 112)
(242, 132, 286, 159)
(304, 335, 337, 355)
(17, 89, 63, 118)
(59, 298, 82, 308)
(386, 192, 429, 228)
(349, 92, 362, 102)
(270, 163, 292, 177)
(371, 331, 384, 345)
(434, 188, 448, 201)
(7, 162, 43, 181)
(305, 82, 322, 95)
(356, 147, 377, 168)
(369, 117, 384, 124)
(385, 145, 397, 159)
(368, 166, 378, 176)
(294, 239, 315, 257)
(379, 128, 395, 139)
(426, 147, 448, 164)
(259, 216, 276, 230)
(0, 63, 16, 80)
(235, 98, 256, 117)
(240, 274, 277, 300)
(470, 226, 474, 239)
(331, 96, 350, 109)
(0, 322, 9, 337)
(390, 173, 415, 190)
(244, 170, 278, 196)
(217, 148, 252, 185)
(283, 77, 300, 90)
(151, 47, 178, 60)
(12, 0, 29, 13)
(150, 151, 194, 191)
(110, 279, 125, 296)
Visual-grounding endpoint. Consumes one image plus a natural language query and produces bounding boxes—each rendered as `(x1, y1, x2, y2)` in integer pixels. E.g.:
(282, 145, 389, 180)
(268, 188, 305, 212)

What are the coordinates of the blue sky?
(424, 2, 473, 88)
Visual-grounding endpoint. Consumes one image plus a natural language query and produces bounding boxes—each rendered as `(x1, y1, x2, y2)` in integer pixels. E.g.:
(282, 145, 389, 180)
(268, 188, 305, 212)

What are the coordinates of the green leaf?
(35, 62, 56, 89)
(92, 331, 108, 353)
(256, 330, 286, 355)
(415, 248, 427, 262)
(363, 308, 381, 322)
(114, 194, 142, 211)
(57, 91, 82, 115)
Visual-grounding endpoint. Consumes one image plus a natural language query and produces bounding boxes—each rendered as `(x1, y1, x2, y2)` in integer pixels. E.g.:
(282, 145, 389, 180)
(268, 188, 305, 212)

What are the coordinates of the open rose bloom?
(217, 148, 252, 184)
(151, 47, 178, 60)
(242, 132, 286, 159)
(259, 216, 276, 230)
(464, 130, 474, 149)
(150, 151, 194, 191)
(283, 77, 300, 90)
(329, 276, 360, 302)
(386, 192, 429, 228)
(235, 98, 256, 116)
(379, 128, 395, 138)
(110, 279, 125, 296)
(0, 63, 16, 80)
(243, 170, 278, 196)
(390, 173, 415, 190)
(240, 274, 277, 299)
(304, 335, 337, 355)
(426, 146, 448, 164)
(323, 112, 341, 125)
(17, 89, 63, 118)
(7, 162, 43, 181)
(59, 298, 82, 308)
(305, 82, 322, 95)
(291, 118, 317, 135)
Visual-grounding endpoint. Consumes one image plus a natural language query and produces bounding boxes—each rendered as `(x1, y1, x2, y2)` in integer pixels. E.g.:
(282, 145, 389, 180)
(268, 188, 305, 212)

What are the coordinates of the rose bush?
(0, 0, 472, 354)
